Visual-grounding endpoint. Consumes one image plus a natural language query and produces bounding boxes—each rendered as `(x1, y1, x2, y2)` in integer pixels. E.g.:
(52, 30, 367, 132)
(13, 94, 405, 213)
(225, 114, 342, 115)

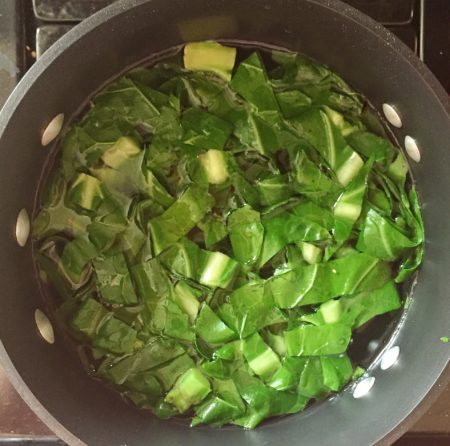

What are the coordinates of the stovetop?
(0, 0, 449, 445)
(1, 0, 449, 109)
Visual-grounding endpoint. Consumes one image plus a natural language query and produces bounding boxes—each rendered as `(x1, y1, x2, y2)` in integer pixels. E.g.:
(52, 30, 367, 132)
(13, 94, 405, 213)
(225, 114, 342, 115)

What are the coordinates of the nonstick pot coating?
(0, 1, 449, 445)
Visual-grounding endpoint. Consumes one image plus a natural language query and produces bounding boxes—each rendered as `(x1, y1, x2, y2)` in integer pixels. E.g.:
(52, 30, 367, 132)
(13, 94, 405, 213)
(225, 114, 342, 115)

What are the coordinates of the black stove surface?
(31, 0, 423, 62)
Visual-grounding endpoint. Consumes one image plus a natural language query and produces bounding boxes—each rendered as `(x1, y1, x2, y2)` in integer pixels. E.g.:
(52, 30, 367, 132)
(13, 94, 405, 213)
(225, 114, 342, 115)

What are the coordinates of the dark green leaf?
(231, 52, 280, 117)
(152, 353, 195, 391)
(160, 238, 239, 289)
(93, 254, 138, 305)
(228, 206, 264, 264)
(289, 150, 339, 196)
(198, 216, 228, 249)
(70, 297, 108, 338)
(181, 108, 232, 149)
(232, 369, 308, 428)
(234, 111, 279, 154)
(275, 89, 311, 118)
(259, 201, 332, 266)
(149, 185, 213, 254)
(242, 332, 281, 380)
(301, 281, 401, 328)
(357, 208, 419, 260)
(294, 109, 364, 186)
(61, 237, 98, 283)
(256, 174, 292, 206)
(229, 282, 285, 338)
(284, 323, 351, 356)
(347, 130, 395, 164)
(298, 355, 352, 398)
(195, 303, 237, 344)
(93, 316, 138, 354)
(103, 338, 185, 384)
(267, 357, 307, 391)
(269, 253, 391, 308)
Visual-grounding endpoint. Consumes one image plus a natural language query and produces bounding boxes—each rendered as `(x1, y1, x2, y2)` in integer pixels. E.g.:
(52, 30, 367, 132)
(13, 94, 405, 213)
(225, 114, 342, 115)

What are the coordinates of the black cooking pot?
(0, 1, 449, 445)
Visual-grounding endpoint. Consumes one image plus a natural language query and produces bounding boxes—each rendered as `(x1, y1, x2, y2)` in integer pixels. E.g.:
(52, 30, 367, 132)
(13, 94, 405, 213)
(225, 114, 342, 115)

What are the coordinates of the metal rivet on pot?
(382, 104, 402, 128)
(41, 113, 64, 146)
(405, 136, 421, 162)
(368, 339, 380, 353)
(15, 208, 30, 247)
(380, 346, 400, 370)
(353, 377, 375, 399)
(34, 309, 55, 344)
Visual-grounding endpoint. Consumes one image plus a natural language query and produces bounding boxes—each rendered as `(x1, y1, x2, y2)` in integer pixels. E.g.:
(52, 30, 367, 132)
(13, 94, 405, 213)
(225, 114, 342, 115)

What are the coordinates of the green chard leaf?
(298, 354, 353, 398)
(331, 158, 373, 247)
(269, 253, 391, 308)
(61, 118, 141, 179)
(192, 378, 245, 427)
(231, 52, 281, 119)
(275, 89, 312, 118)
(232, 369, 308, 429)
(347, 130, 395, 164)
(93, 253, 138, 305)
(66, 173, 105, 212)
(301, 281, 401, 328)
(289, 149, 339, 196)
(271, 51, 364, 118)
(70, 297, 108, 339)
(259, 201, 333, 267)
(242, 332, 281, 380)
(229, 282, 285, 338)
(228, 206, 264, 265)
(284, 323, 352, 356)
(198, 216, 228, 249)
(92, 77, 177, 134)
(256, 174, 293, 206)
(93, 316, 139, 354)
(357, 208, 419, 261)
(195, 303, 237, 344)
(294, 109, 364, 186)
(181, 108, 232, 150)
(149, 185, 213, 254)
(60, 237, 98, 283)
(102, 338, 185, 385)
(233, 109, 280, 154)
(160, 238, 239, 289)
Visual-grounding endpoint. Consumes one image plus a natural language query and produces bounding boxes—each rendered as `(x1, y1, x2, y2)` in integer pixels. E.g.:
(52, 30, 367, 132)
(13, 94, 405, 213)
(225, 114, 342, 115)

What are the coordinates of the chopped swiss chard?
(32, 42, 424, 429)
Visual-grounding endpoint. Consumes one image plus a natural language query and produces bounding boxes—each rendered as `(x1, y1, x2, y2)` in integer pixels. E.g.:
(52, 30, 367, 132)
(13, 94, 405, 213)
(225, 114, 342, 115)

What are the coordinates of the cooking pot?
(0, 1, 449, 445)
